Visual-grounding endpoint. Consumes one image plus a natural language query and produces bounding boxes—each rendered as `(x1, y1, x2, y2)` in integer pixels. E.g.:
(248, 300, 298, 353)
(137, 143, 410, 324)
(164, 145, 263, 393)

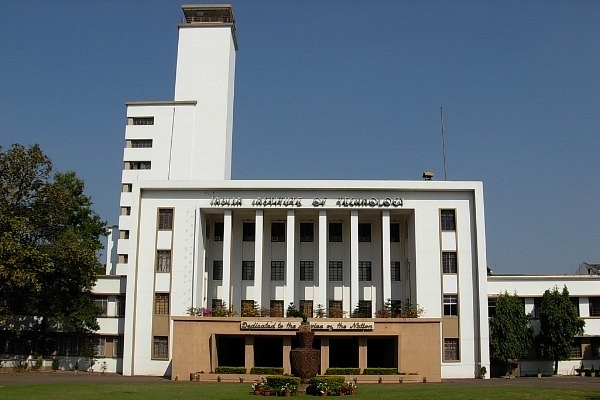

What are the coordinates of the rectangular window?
(119, 230, 129, 239)
(242, 261, 255, 281)
(443, 295, 458, 316)
(132, 117, 154, 125)
(241, 300, 256, 316)
(94, 296, 108, 316)
(122, 183, 132, 192)
(358, 223, 371, 242)
(533, 297, 542, 319)
(329, 222, 342, 242)
(300, 261, 314, 281)
(271, 261, 285, 281)
(271, 222, 286, 242)
(443, 338, 460, 361)
(95, 337, 106, 357)
(441, 209, 456, 231)
(154, 293, 169, 315)
(116, 295, 126, 317)
(300, 300, 313, 317)
(153, 336, 168, 359)
(358, 300, 372, 318)
(126, 161, 151, 170)
(590, 297, 600, 317)
(300, 222, 314, 242)
(270, 300, 284, 317)
(156, 250, 172, 273)
(442, 252, 457, 274)
(571, 338, 583, 358)
(113, 337, 122, 358)
(571, 297, 580, 316)
(213, 260, 223, 280)
(390, 223, 400, 242)
(329, 300, 343, 317)
(129, 139, 153, 148)
(118, 254, 128, 264)
(242, 222, 255, 241)
(488, 297, 497, 318)
(158, 209, 173, 230)
(212, 299, 223, 310)
(214, 222, 224, 241)
(328, 261, 343, 281)
(358, 261, 372, 281)
(120, 206, 131, 216)
(391, 261, 401, 281)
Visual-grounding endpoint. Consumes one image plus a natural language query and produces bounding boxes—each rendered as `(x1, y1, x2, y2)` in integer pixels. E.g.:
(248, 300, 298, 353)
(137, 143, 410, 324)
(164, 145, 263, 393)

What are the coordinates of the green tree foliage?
(538, 286, 585, 375)
(0, 144, 106, 354)
(489, 291, 533, 375)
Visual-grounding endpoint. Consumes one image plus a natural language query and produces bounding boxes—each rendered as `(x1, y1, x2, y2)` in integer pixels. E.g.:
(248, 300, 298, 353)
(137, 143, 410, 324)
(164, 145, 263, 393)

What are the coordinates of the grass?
(0, 382, 599, 400)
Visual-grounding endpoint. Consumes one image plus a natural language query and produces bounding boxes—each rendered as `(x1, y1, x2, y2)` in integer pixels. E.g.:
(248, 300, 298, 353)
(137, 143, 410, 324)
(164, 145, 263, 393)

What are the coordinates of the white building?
(92, 4, 598, 379)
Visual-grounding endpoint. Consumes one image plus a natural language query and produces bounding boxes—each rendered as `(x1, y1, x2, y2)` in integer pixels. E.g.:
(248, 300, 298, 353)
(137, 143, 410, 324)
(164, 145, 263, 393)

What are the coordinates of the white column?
(350, 210, 359, 315)
(381, 211, 391, 303)
(318, 210, 328, 309)
(254, 210, 264, 308)
(222, 210, 233, 307)
(285, 210, 295, 307)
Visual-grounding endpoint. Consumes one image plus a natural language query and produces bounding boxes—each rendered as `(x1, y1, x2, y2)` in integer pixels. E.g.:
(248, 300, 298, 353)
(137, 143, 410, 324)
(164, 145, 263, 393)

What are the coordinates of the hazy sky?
(1, 1, 598, 275)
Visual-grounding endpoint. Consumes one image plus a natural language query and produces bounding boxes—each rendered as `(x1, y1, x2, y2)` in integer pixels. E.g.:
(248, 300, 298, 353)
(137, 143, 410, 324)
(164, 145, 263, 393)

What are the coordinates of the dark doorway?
(329, 338, 358, 368)
(216, 336, 245, 367)
(367, 337, 397, 368)
(254, 337, 283, 367)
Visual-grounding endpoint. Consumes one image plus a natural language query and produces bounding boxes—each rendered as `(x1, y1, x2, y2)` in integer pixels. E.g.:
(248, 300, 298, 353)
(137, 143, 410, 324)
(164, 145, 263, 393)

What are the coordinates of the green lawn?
(0, 382, 598, 400)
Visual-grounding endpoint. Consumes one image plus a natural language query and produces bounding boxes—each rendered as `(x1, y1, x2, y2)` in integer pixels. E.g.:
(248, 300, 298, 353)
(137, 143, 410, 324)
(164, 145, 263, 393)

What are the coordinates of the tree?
(0, 144, 106, 355)
(489, 291, 533, 375)
(538, 286, 585, 375)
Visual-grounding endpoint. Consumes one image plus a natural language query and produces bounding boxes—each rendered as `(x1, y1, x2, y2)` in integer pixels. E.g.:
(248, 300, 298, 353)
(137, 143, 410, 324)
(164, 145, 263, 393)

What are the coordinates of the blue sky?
(1, 1, 598, 274)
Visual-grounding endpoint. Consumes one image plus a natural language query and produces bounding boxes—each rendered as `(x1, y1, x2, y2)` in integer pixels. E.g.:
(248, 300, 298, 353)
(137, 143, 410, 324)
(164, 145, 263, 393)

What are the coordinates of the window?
(132, 117, 154, 125)
(390, 223, 400, 242)
(243, 222, 255, 241)
(212, 299, 223, 309)
(94, 296, 108, 316)
(300, 261, 314, 281)
(359, 261, 372, 281)
(300, 222, 314, 242)
(571, 297, 580, 316)
(113, 337, 123, 358)
(213, 260, 223, 280)
(358, 223, 371, 242)
(122, 183, 132, 192)
(442, 252, 457, 274)
(270, 300, 284, 317)
(118, 254, 128, 264)
(328, 261, 343, 281)
(488, 297, 497, 318)
(443, 295, 458, 316)
(120, 206, 131, 216)
(129, 139, 153, 148)
(357, 300, 372, 318)
(590, 297, 600, 317)
(116, 296, 126, 317)
(119, 230, 129, 239)
(533, 297, 542, 319)
(154, 293, 169, 314)
(391, 261, 401, 281)
(153, 336, 168, 359)
(242, 261, 255, 280)
(271, 261, 285, 281)
(443, 338, 460, 361)
(329, 223, 342, 242)
(271, 222, 285, 242)
(241, 300, 257, 316)
(329, 300, 343, 317)
(158, 209, 173, 230)
(300, 300, 313, 317)
(126, 161, 151, 170)
(571, 338, 583, 358)
(441, 209, 456, 231)
(95, 337, 106, 357)
(156, 250, 171, 273)
(214, 222, 224, 241)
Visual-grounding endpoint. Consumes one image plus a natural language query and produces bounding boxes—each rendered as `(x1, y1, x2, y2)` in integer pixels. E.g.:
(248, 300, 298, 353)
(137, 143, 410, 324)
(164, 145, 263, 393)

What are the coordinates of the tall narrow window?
(243, 222, 255, 241)
(156, 250, 172, 273)
(213, 260, 223, 280)
(271, 261, 285, 281)
(158, 209, 173, 230)
(590, 297, 600, 317)
(95, 337, 106, 357)
(391, 261, 401, 281)
(358, 261, 372, 281)
(116, 295, 126, 317)
(328, 261, 343, 281)
(442, 252, 457, 274)
(443, 295, 458, 316)
(270, 300, 284, 317)
(214, 222, 224, 241)
(113, 337, 123, 358)
(300, 261, 314, 281)
(441, 209, 456, 231)
(488, 297, 497, 318)
(271, 222, 285, 242)
(153, 336, 168, 359)
(242, 261, 255, 280)
(300, 222, 314, 242)
(94, 296, 108, 316)
(300, 300, 314, 317)
(329, 223, 342, 242)
(358, 223, 371, 242)
(390, 223, 400, 242)
(358, 300, 372, 318)
(443, 338, 460, 361)
(328, 300, 343, 317)
(154, 293, 170, 314)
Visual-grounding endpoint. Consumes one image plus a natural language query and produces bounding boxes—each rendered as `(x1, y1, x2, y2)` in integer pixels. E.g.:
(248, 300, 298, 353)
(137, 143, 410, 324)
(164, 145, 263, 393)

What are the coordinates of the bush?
(363, 368, 398, 375)
(266, 375, 301, 394)
(309, 376, 344, 395)
(325, 368, 360, 375)
(250, 367, 284, 375)
(214, 366, 246, 374)
(52, 358, 59, 371)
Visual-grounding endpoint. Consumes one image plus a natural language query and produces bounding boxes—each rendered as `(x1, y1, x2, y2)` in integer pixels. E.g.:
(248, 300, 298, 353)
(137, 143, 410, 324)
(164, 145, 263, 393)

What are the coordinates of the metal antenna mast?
(440, 106, 448, 181)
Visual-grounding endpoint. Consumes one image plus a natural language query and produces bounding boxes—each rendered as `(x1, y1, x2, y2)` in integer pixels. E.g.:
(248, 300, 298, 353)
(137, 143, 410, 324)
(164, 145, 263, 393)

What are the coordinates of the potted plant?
(537, 368, 542, 378)
(251, 380, 263, 395)
(345, 380, 357, 395)
(261, 384, 272, 396)
(480, 365, 487, 379)
(316, 381, 328, 397)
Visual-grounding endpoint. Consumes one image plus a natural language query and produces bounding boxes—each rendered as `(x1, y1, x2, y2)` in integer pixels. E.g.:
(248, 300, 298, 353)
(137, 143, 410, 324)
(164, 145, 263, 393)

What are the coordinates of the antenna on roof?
(440, 106, 448, 181)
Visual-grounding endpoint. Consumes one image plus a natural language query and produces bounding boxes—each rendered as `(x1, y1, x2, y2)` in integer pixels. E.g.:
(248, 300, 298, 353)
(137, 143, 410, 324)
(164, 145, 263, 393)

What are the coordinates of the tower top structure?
(180, 4, 238, 50)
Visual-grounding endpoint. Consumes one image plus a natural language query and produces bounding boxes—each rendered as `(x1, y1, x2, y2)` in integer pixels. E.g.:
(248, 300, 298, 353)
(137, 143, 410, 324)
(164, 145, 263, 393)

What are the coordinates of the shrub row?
(214, 366, 246, 374)
(250, 367, 284, 375)
(308, 375, 345, 395)
(325, 368, 360, 375)
(265, 375, 301, 393)
(362, 368, 398, 375)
